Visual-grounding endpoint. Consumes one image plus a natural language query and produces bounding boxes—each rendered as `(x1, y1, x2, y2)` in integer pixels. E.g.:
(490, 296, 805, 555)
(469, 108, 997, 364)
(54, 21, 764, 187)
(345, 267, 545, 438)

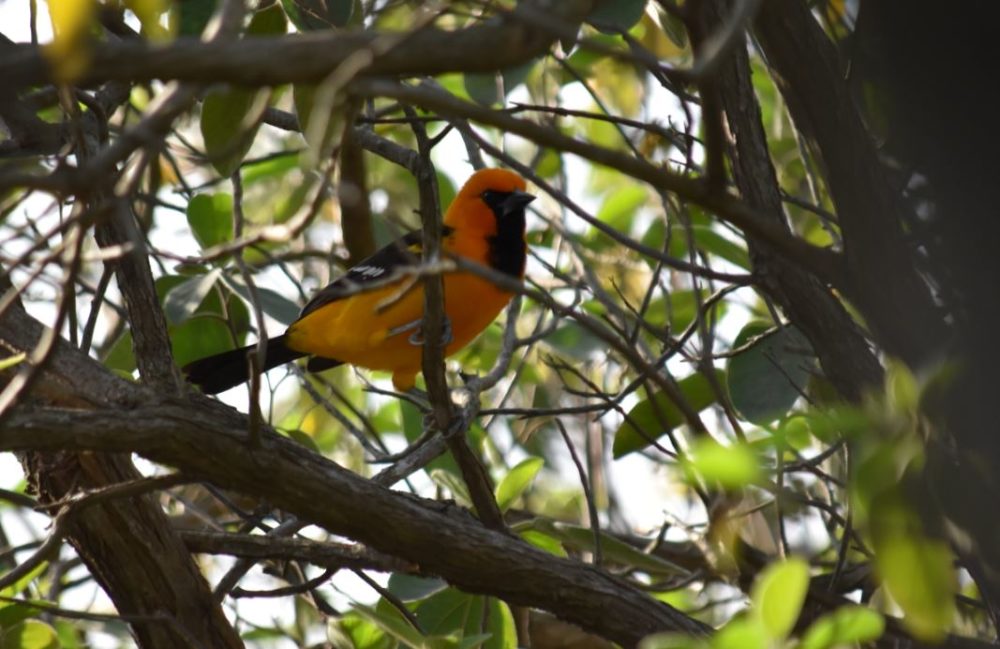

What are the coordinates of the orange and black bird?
(185, 168, 534, 394)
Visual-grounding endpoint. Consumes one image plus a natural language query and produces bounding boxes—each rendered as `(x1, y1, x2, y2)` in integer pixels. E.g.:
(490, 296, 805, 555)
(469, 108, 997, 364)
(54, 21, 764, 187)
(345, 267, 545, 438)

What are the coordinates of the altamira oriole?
(185, 168, 534, 394)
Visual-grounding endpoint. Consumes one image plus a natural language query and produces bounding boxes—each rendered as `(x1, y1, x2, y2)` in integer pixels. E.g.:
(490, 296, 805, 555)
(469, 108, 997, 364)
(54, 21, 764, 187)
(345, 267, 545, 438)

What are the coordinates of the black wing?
(299, 229, 449, 318)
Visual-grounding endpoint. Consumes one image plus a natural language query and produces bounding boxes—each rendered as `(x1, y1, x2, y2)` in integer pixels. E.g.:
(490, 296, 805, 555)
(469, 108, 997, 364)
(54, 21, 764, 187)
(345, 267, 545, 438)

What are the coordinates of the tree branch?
(0, 0, 596, 91)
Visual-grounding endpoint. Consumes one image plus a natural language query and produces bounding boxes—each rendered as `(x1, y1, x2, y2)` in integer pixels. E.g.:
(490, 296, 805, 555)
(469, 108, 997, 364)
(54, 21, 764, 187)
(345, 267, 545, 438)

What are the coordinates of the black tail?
(184, 334, 306, 394)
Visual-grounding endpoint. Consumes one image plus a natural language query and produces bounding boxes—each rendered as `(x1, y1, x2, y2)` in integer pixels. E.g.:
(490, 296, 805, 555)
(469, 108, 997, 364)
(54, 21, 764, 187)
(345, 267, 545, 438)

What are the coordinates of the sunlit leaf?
(727, 322, 815, 424)
(750, 556, 809, 639)
(800, 605, 885, 649)
(1, 619, 60, 649)
(712, 616, 766, 649)
(686, 437, 760, 489)
(495, 457, 543, 512)
(875, 524, 955, 641)
(0, 562, 48, 600)
(595, 184, 647, 234)
(519, 530, 568, 557)
(336, 613, 392, 649)
(353, 603, 427, 648)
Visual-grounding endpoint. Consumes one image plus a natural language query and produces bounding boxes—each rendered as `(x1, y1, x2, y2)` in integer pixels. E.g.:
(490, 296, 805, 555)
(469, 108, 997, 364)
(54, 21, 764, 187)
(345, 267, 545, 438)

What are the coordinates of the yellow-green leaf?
(686, 438, 761, 489)
(2, 619, 60, 649)
(875, 532, 955, 641)
(495, 457, 543, 512)
(800, 605, 885, 649)
(751, 557, 810, 639)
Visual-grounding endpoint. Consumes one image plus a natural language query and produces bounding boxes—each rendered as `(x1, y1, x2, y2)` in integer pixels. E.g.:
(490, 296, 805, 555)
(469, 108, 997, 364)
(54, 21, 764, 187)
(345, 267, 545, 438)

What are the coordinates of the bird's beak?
(502, 190, 536, 216)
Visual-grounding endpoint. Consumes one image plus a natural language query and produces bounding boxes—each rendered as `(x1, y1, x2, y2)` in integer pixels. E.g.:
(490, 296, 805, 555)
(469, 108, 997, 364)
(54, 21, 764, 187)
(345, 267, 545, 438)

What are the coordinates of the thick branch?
(690, 0, 883, 401)
(753, 0, 947, 365)
(1, 0, 595, 91)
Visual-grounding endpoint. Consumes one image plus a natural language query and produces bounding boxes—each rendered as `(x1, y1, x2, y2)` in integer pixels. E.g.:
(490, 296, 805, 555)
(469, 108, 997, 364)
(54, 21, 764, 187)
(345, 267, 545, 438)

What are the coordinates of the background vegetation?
(1, 1, 997, 648)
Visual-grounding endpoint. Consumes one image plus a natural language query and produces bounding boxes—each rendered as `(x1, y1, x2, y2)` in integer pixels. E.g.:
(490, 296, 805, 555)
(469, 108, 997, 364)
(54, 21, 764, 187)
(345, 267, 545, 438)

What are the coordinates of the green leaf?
(800, 605, 885, 649)
(587, 0, 646, 33)
(689, 225, 750, 270)
(593, 184, 647, 235)
(336, 613, 392, 649)
(241, 150, 299, 186)
(613, 370, 723, 458)
(645, 289, 729, 333)
(2, 619, 61, 649)
(387, 574, 448, 602)
(518, 529, 568, 557)
(222, 275, 301, 326)
(524, 520, 684, 575)
(727, 322, 815, 425)
(712, 616, 766, 649)
(400, 399, 424, 443)
(186, 193, 234, 250)
(751, 557, 809, 639)
(436, 171, 456, 213)
(201, 86, 271, 177)
(874, 527, 955, 641)
(657, 5, 688, 50)
(246, 2, 287, 35)
(410, 589, 514, 649)
(174, 0, 216, 37)
(0, 561, 48, 599)
(162, 268, 222, 324)
(686, 437, 760, 489)
(463, 60, 537, 106)
(200, 7, 283, 176)
(102, 330, 135, 373)
(353, 603, 428, 649)
(293, 83, 348, 166)
(494, 457, 543, 512)
(169, 316, 238, 368)
(545, 320, 607, 360)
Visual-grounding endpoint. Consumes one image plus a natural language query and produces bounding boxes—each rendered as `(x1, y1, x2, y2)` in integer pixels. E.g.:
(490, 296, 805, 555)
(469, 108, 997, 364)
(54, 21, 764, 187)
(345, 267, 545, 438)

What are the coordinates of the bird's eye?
(481, 190, 497, 201)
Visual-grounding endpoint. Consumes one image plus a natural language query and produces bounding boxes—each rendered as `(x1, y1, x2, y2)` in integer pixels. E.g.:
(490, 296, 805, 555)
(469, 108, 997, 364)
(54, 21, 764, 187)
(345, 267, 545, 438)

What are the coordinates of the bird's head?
(444, 168, 535, 237)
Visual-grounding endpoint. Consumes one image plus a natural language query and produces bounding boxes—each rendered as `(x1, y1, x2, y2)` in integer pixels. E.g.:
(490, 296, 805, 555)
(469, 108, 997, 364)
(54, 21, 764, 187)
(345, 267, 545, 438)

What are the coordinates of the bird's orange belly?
(284, 271, 513, 380)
